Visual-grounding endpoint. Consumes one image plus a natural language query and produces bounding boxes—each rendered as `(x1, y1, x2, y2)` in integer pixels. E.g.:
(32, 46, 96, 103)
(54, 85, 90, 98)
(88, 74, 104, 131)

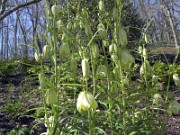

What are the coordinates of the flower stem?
(88, 109, 93, 135)
(118, 61, 127, 135)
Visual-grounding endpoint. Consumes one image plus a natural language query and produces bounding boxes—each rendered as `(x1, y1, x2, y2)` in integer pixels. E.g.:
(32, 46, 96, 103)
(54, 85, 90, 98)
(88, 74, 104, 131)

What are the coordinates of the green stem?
(88, 109, 93, 135)
(84, 73, 93, 135)
(118, 61, 127, 135)
(122, 87, 127, 135)
(48, 15, 58, 135)
(165, 46, 179, 102)
(52, 17, 57, 91)
(43, 92, 50, 133)
(101, 38, 114, 134)
(90, 48, 96, 96)
(143, 54, 148, 87)
(85, 78, 88, 92)
(173, 47, 180, 65)
(165, 71, 171, 102)
(92, 59, 96, 95)
(40, 68, 50, 134)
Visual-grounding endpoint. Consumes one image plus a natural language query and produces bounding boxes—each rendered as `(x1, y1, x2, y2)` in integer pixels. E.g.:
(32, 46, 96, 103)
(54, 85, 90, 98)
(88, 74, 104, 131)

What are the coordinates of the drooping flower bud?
(173, 74, 180, 87)
(34, 52, 41, 62)
(102, 40, 109, 47)
(82, 8, 89, 19)
(153, 93, 164, 105)
(56, 20, 64, 33)
(112, 7, 118, 21)
(46, 23, 51, 32)
(113, 67, 120, 80)
(84, 21, 92, 37)
(152, 75, 158, 85)
(109, 43, 117, 54)
(111, 54, 118, 62)
(44, 6, 50, 18)
(91, 43, 99, 59)
(59, 42, 70, 57)
(140, 60, 151, 76)
(119, 49, 134, 69)
(122, 77, 129, 86)
(168, 100, 180, 115)
(109, 44, 114, 54)
(39, 73, 46, 89)
(79, 20, 84, 29)
(67, 21, 72, 30)
(96, 65, 107, 78)
(118, 28, 127, 46)
(77, 91, 98, 113)
(81, 58, 90, 79)
(71, 58, 77, 74)
(44, 115, 54, 128)
(142, 48, 147, 60)
(43, 45, 50, 58)
(45, 89, 58, 106)
(51, 5, 58, 17)
(97, 23, 106, 39)
(138, 46, 143, 54)
(99, 0, 105, 11)
(61, 33, 68, 42)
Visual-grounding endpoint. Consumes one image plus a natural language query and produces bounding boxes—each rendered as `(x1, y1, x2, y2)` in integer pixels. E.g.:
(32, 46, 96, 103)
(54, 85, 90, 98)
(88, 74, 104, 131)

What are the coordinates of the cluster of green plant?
(0, 60, 18, 76)
(27, 66, 41, 74)
(26, 0, 180, 135)
(9, 127, 34, 135)
(1, 101, 24, 116)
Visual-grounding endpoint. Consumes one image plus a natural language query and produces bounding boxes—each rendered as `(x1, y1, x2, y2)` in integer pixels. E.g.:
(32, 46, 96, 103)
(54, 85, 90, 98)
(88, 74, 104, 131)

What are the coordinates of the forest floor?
(0, 46, 180, 135)
(0, 71, 180, 135)
(0, 75, 46, 135)
(165, 89, 180, 135)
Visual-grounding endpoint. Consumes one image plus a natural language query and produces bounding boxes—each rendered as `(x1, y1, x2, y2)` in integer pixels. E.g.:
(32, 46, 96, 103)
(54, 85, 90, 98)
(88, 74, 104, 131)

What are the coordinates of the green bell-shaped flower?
(168, 100, 180, 115)
(96, 65, 107, 79)
(77, 91, 98, 113)
(119, 49, 134, 69)
(45, 89, 58, 106)
(140, 60, 151, 76)
(152, 93, 164, 105)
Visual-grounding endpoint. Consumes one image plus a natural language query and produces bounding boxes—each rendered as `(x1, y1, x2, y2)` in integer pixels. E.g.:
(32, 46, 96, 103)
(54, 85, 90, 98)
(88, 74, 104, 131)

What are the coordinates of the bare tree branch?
(0, 0, 42, 21)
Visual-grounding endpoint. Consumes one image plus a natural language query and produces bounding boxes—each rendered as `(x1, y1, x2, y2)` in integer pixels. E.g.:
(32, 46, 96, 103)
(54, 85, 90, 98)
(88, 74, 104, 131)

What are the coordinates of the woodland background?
(0, 0, 179, 61)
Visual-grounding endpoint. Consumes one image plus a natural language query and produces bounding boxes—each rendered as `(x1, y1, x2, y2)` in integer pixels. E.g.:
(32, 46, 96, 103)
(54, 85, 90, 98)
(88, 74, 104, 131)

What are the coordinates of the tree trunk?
(1, 21, 4, 60)
(163, 1, 179, 47)
(5, 17, 9, 60)
(17, 12, 28, 60)
(14, 11, 18, 59)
